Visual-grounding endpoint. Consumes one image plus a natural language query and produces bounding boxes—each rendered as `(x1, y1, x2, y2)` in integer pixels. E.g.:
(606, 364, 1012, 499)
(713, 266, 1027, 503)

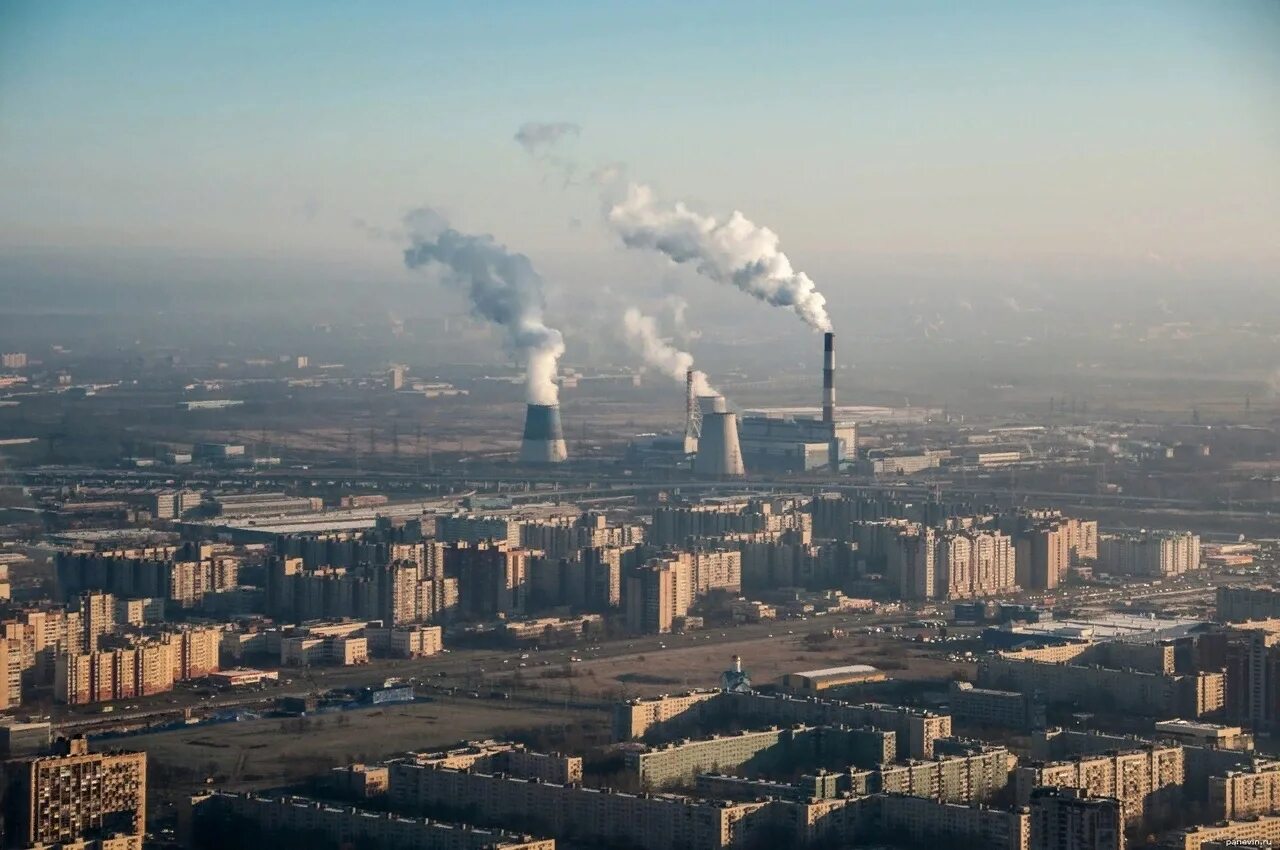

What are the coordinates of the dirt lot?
(492, 629, 970, 703)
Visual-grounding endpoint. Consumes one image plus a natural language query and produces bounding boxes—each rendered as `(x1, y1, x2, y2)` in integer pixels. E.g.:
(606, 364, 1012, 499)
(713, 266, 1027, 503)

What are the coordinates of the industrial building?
(737, 333, 857, 473)
(778, 664, 886, 694)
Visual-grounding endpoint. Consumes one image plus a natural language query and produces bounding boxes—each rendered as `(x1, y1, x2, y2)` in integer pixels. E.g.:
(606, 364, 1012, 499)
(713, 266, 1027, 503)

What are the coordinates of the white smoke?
(403, 208, 565, 405)
(608, 183, 832, 332)
(622, 308, 715, 396)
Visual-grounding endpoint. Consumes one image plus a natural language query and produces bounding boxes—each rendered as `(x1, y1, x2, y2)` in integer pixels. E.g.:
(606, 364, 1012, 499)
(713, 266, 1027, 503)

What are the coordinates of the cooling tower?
(520, 403, 568, 464)
(695, 410, 745, 477)
(698, 394, 727, 415)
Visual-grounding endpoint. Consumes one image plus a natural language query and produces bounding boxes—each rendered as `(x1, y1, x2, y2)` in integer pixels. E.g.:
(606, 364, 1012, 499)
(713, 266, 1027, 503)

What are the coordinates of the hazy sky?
(2, 1, 1278, 305)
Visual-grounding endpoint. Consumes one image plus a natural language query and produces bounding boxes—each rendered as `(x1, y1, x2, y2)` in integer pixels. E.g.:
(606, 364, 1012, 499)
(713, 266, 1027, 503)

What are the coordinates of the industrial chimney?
(694, 395, 745, 477)
(822, 332, 835, 424)
(682, 369, 700, 454)
(823, 332, 840, 472)
(520, 403, 568, 464)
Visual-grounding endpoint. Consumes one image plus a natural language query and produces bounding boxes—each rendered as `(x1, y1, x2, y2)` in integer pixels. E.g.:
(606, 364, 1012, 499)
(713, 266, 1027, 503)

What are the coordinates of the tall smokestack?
(520, 403, 567, 464)
(822, 332, 835, 425)
(683, 369, 700, 454)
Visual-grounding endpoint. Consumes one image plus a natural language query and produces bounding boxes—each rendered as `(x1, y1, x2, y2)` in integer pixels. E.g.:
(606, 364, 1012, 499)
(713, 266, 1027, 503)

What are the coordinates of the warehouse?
(779, 664, 885, 694)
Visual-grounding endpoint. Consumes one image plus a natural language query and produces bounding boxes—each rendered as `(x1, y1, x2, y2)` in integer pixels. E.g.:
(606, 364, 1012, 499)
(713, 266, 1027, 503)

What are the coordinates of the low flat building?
(1155, 719, 1252, 751)
(779, 664, 886, 694)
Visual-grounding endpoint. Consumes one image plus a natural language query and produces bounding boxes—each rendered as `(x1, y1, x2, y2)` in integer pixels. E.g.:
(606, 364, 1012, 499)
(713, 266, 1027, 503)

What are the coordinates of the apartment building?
(1, 737, 145, 848)
(280, 633, 368, 666)
(950, 681, 1046, 730)
(56, 546, 238, 608)
(387, 624, 444, 658)
(1169, 815, 1280, 850)
(896, 526, 1017, 601)
(519, 512, 642, 558)
(163, 626, 222, 680)
(436, 514, 522, 547)
(411, 740, 581, 785)
(613, 690, 721, 741)
(624, 557, 693, 634)
(387, 761, 769, 850)
(114, 597, 165, 627)
(1217, 586, 1280, 623)
(651, 499, 812, 547)
(978, 654, 1223, 718)
(267, 556, 457, 625)
(625, 725, 894, 788)
(1015, 745, 1184, 828)
(1098, 531, 1201, 577)
(875, 741, 1014, 805)
(1214, 620, 1280, 733)
(722, 693, 953, 760)
(873, 793, 1030, 850)
(78, 592, 116, 652)
(1, 607, 83, 701)
(448, 543, 532, 619)
(1028, 786, 1123, 850)
(186, 791, 555, 850)
(54, 626, 222, 705)
(1208, 761, 1280, 820)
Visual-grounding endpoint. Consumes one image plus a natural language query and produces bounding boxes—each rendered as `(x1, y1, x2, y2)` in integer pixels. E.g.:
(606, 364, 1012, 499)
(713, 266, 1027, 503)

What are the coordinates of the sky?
(1, 1, 1278, 315)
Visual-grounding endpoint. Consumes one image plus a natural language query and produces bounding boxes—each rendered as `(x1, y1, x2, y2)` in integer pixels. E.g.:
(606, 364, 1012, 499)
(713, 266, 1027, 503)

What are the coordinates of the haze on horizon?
(1, 1, 1278, 333)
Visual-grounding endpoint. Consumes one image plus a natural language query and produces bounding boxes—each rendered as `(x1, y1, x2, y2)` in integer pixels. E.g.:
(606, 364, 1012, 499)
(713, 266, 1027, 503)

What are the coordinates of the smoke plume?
(623, 308, 715, 396)
(403, 208, 564, 405)
(514, 121, 580, 155)
(608, 183, 833, 332)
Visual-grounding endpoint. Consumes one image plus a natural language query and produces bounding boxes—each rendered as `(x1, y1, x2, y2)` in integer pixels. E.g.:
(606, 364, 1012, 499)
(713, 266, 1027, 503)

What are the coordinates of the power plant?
(520, 403, 568, 464)
(693, 394, 745, 477)
(738, 332, 857, 473)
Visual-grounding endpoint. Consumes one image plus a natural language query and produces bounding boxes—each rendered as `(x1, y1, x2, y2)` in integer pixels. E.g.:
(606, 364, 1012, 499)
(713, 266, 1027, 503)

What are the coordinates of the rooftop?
(792, 664, 879, 678)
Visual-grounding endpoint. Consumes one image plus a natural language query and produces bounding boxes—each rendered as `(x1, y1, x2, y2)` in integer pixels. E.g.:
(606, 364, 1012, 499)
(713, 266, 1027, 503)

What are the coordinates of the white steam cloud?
(403, 208, 564, 405)
(608, 183, 832, 332)
(623, 308, 715, 396)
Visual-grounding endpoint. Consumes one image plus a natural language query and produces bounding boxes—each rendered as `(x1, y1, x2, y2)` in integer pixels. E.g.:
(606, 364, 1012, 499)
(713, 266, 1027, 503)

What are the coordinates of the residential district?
(2, 336, 1280, 850)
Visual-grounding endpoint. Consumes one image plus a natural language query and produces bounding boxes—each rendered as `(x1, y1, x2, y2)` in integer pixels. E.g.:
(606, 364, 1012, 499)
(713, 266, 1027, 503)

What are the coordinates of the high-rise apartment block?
(625, 558, 693, 634)
(1028, 786, 1124, 850)
(1015, 745, 1184, 828)
(1, 737, 145, 848)
(56, 545, 238, 609)
(1098, 532, 1201, 577)
(54, 626, 221, 705)
(898, 526, 1016, 600)
(1217, 586, 1280, 623)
